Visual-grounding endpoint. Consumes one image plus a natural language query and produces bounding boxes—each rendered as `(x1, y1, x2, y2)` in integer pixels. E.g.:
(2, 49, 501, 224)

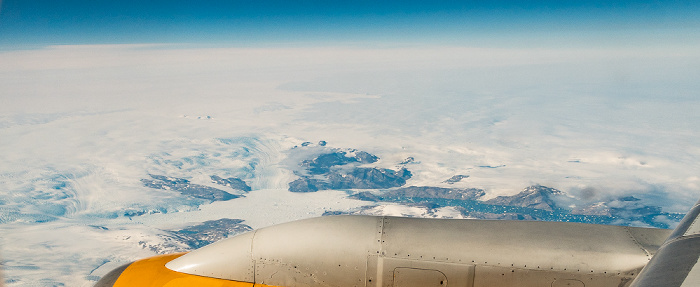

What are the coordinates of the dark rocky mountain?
(343, 184, 683, 229)
(170, 218, 253, 249)
(289, 168, 412, 192)
(443, 175, 469, 184)
(142, 174, 241, 201)
(354, 151, 380, 164)
(288, 178, 330, 193)
(349, 186, 485, 202)
(457, 210, 537, 221)
(289, 148, 410, 192)
(572, 196, 663, 219)
(139, 219, 253, 254)
(302, 152, 354, 174)
(326, 167, 411, 189)
(484, 185, 563, 211)
(301, 150, 379, 175)
(390, 186, 485, 200)
(210, 175, 251, 191)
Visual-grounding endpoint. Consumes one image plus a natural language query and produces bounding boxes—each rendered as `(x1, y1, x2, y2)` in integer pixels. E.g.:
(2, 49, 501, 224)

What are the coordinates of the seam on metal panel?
(664, 233, 700, 246)
(380, 216, 387, 256)
(251, 230, 258, 284)
(625, 227, 652, 260)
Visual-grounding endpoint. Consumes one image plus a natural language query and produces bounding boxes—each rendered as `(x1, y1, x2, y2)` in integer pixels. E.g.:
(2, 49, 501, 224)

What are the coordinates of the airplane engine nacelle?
(167, 215, 380, 286)
(163, 215, 668, 287)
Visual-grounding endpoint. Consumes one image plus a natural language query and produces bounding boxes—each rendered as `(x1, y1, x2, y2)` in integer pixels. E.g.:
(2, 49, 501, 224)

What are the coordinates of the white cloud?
(1, 43, 699, 285)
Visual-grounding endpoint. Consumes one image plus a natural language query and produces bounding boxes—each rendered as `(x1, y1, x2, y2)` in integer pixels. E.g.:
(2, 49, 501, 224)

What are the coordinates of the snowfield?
(1, 44, 699, 286)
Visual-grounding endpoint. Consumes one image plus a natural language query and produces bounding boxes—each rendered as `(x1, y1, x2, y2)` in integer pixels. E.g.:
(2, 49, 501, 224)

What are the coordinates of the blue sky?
(1, 0, 699, 48)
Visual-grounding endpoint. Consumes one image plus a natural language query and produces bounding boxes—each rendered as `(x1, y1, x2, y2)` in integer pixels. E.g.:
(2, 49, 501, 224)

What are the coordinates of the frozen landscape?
(0, 44, 698, 286)
(0, 2, 699, 285)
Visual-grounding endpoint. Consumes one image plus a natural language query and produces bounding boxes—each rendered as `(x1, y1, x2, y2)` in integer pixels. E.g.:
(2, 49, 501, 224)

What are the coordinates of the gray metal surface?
(166, 215, 671, 287)
(251, 215, 379, 287)
(165, 229, 256, 282)
(630, 200, 700, 287)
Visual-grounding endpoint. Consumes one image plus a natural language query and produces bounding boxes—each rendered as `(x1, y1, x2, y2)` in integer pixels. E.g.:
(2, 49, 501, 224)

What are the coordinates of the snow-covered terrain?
(1, 44, 699, 286)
